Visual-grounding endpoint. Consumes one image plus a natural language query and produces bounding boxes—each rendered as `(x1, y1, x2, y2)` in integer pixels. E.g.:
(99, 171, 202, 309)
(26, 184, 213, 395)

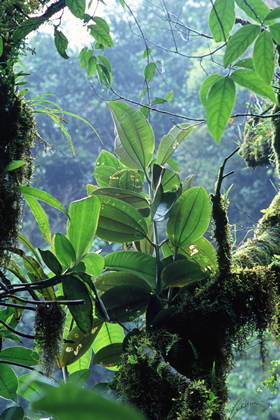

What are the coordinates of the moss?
(272, 104, 280, 176)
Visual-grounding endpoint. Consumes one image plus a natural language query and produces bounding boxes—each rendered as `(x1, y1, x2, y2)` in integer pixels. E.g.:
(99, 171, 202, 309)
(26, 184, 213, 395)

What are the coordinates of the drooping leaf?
(161, 259, 207, 288)
(223, 24, 261, 68)
(209, 0, 235, 42)
(92, 343, 123, 367)
(156, 123, 194, 165)
(99, 285, 150, 322)
(167, 187, 211, 249)
(144, 62, 157, 83)
(205, 76, 236, 144)
(235, 0, 270, 22)
(87, 56, 98, 77)
(58, 323, 102, 368)
(95, 271, 152, 293)
(62, 276, 94, 335)
(253, 31, 274, 84)
(53, 233, 77, 268)
(23, 255, 45, 280)
(230, 69, 277, 104)
(13, 17, 45, 41)
(89, 20, 114, 47)
(199, 74, 222, 108)
(0, 364, 18, 401)
(107, 101, 155, 170)
(67, 196, 101, 261)
(24, 194, 51, 244)
(269, 23, 280, 45)
(90, 187, 149, 210)
(18, 233, 41, 263)
(104, 251, 157, 291)
(78, 47, 93, 69)
(96, 195, 148, 243)
(66, 0, 85, 18)
(54, 28, 69, 59)
(32, 383, 146, 420)
(14, 186, 67, 216)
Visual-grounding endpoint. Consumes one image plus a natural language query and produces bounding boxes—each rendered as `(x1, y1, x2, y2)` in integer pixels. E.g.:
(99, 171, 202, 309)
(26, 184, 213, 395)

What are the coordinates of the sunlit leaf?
(92, 343, 123, 367)
(53, 233, 77, 268)
(96, 196, 148, 243)
(90, 187, 149, 210)
(156, 123, 194, 165)
(235, 0, 270, 22)
(3, 160, 25, 173)
(24, 194, 51, 244)
(206, 76, 236, 144)
(66, 0, 85, 18)
(89, 19, 114, 47)
(109, 169, 143, 192)
(230, 69, 277, 104)
(80, 252, 104, 278)
(199, 74, 222, 108)
(54, 28, 69, 59)
(68, 369, 91, 387)
(269, 23, 280, 45)
(223, 24, 261, 68)
(209, 0, 235, 42)
(18, 233, 41, 263)
(92, 322, 124, 356)
(235, 58, 254, 69)
(107, 101, 155, 170)
(144, 62, 157, 83)
(265, 7, 280, 21)
(14, 186, 67, 216)
(167, 187, 211, 248)
(67, 196, 101, 261)
(0, 347, 39, 366)
(87, 55, 97, 77)
(253, 31, 274, 84)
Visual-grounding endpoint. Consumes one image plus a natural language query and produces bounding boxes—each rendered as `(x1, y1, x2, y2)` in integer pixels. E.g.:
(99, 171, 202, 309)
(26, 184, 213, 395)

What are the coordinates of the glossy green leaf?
(67, 196, 101, 261)
(54, 28, 69, 59)
(223, 24, 261, 68)
(92, 17, 110, 34)
(235, 58, 254, 70)
(3, 160, 25, 173)
(92, 343, 123, 367)
(265, 7, 280, 21)
(96, 195, 148, 243)
(24, 194, 51, 244)
(209, 0, 235, 42)
(167, 187, 211, 248)
(161, 169, 181, 192)
(0, 364, 18, 401)
(92, 322, 124, 355)
(253, 31, 274, 84)
(13, 17, 45, 41)
(230, 69, 277, 104)
(109, 169, 143, 192)
(235, 0, 270, 22)
(269, 23, 280, 45)
(144, 62, 157, 83)
(206, 76, 236, 144)
(94, 165, 119, 187)
(68, 369, 92, 387)
(80, 252, 104, 277)
(180, 237, 217, 271)
(90, 187, 149, 210)
(32, 383, 146, 420)
(62, 276, 93, 334)
(95, 271, 152, 293)
(107, 101, 155, 170)
(99, 285, 150, 322)
(104, 251, 157, 290)
(59, 323, 102, 367)
(182, 174, 196, 192)
(94, 150, 124, 187)
(53, 233, 77, 268)
(161, 259, 207, 288)
(0, 346, 39, 366)
(14, 186, 67, 216)
(39, 249, 62, 275)
(156, 123, 194, 165)
(66, 347, 93, 374)
(89, 21, 114, 47)
(0, 406, 24, 420)
(66, 0, 85, 18)
(200, 74, 222, 108)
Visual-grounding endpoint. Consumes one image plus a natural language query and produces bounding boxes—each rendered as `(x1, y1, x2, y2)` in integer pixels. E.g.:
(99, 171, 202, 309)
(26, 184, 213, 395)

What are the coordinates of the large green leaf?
(223, 24, 261, 68)
(104, 251, 157, 290)
(161, 259, 207, 289)
(68, 369, 92, 387)
(58, 323, 102, 368)
(81, 252, 104, 278)
(89, 17, 114, 47)
(99, 285, 150, 322)
(209, 0, 235, 42)
(15, 186, 67, 215)
(156, 123, 194, 165)
(53, 233, 77, 268)
(109, 169, 143, 192)
(205, 76, 236, 144)
(17, 374, 54, 402)
(265, 8, 280, 21)
(92, 343, 123, 368)
(167, 187, 211, 249)
(13, 17, 45, 41)
(95, 271, 152, 292)
(24, 194, 51, 244)
(0, 347, 39, 367)
(67, 196, 101, 261)
(96, 196, 148, 243)
(269, 23, 280, 45)
(200, 74, 222, 108)
(230, 69, 277, 104)
(62, 276, 93, 335)
(39, 249, 63, 275)
(235, 0, 270, 22)
(66, 0, 85, 18)
(92, 322, 124, 355)
(107, 101, 155, 170)
(32, 383, 146, 420)
(90, 187, 149, 210)
(0, 364, 18, 401)
(253, 31, 274, 84)
(180, 237, 218, 271)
